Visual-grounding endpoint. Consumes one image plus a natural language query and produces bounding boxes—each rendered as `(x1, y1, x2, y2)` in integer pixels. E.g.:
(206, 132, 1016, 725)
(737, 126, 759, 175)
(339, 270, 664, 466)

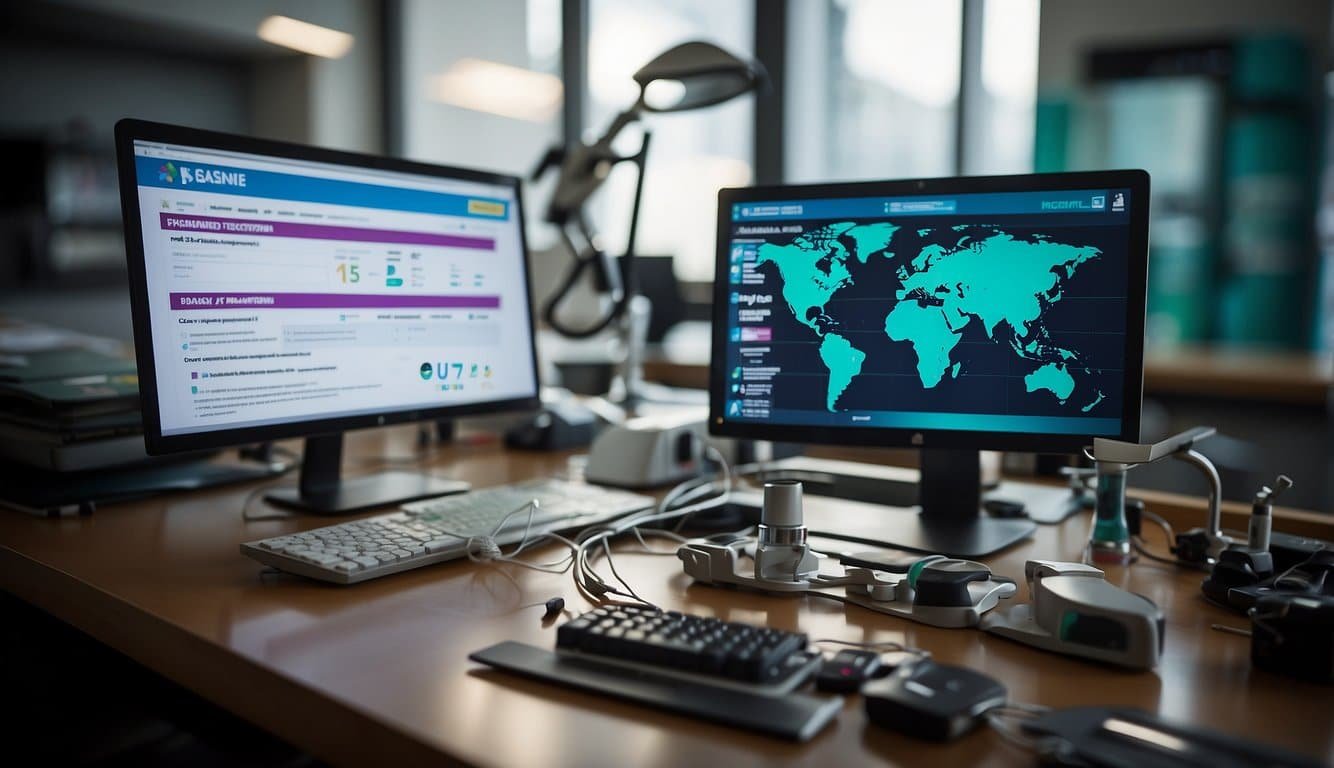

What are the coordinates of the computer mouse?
(863, 660, 1007, 741)
(983, 498, 1027, 519)
(913, 560, 996, 608)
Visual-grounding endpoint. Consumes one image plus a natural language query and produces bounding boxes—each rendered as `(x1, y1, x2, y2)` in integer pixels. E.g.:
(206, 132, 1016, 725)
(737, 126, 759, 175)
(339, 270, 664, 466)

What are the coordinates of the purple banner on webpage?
(159, 212, 493, 250)
(169, 292, 501, 310)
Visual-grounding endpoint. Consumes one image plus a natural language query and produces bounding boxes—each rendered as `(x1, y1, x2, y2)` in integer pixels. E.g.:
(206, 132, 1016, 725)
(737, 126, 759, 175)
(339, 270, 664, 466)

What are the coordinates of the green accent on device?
(1092, 518, 1129, 542)
(1059, 610, 1080, 641)
(907, 558, 932, 589)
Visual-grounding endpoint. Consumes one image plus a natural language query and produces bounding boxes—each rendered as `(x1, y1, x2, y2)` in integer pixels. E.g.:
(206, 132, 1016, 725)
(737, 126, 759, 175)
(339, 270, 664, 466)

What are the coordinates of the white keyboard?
(241, 479, 654, 584)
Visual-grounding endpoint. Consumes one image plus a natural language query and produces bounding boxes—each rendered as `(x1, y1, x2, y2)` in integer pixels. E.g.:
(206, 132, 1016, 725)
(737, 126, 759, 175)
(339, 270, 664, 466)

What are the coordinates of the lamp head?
(632, 41, 766, 113)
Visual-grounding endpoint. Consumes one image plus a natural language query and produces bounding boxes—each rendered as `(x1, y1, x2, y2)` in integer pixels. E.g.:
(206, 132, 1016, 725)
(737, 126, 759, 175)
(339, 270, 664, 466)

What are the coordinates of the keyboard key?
(555, 608, 808, 684)
(245, 479, 653, 584)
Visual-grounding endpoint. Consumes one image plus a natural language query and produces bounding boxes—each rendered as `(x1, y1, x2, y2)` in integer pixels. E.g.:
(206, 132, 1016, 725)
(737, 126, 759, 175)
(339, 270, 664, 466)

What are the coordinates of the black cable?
(542, 222, 632, 339)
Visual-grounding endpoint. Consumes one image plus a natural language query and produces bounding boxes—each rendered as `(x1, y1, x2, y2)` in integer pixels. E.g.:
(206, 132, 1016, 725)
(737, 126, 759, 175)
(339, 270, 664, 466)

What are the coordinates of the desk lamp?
(532, 41, 766, 406)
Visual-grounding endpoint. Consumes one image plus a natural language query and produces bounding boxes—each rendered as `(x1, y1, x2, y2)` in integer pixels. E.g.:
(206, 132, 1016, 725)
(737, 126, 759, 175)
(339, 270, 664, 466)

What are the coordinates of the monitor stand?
(803, 449, 1036, 559)
(264, 433, 469, 515)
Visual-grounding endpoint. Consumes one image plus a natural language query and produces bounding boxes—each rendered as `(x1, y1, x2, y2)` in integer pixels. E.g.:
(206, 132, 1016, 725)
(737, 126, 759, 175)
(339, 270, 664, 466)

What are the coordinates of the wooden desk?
(2, 428, 1331, 767)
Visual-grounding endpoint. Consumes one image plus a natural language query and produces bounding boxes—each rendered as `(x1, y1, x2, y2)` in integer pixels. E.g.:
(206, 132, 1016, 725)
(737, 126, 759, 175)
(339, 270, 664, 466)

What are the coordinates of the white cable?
(426, 441, 736, 607)
(572, 442, 735, 607)
(431, 499, 583, 576)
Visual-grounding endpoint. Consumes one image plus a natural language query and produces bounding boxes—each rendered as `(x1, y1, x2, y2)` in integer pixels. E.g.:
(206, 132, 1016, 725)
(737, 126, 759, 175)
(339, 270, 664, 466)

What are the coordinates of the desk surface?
(2, 429, 1332, 767)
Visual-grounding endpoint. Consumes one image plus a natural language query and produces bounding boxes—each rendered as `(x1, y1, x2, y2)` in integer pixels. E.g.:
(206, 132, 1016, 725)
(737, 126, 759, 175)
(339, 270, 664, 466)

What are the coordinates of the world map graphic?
(754, 221, 1108, 414)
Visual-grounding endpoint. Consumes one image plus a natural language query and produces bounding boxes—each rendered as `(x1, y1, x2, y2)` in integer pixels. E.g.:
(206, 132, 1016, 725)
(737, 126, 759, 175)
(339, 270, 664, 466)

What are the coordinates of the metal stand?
(264, 434, 468, 516)
(812, 450, 1035, 558)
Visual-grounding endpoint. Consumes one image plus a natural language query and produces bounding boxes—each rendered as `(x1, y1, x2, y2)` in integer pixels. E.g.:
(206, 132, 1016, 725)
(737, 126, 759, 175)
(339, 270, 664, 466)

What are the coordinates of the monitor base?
(719, 490, 1037, 559)
(264, 470, 469, 516)
(808, 513, 1036, 559)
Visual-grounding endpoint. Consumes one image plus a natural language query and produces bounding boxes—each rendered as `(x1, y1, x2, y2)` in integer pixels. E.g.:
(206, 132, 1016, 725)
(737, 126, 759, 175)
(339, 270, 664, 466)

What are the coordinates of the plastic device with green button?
(980, 560, 1164, 669)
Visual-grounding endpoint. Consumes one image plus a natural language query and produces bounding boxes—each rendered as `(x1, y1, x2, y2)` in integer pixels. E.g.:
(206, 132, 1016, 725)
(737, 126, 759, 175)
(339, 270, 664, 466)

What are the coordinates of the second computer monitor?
(116, 119, 541, 513)
(710, 171, 1149, 555)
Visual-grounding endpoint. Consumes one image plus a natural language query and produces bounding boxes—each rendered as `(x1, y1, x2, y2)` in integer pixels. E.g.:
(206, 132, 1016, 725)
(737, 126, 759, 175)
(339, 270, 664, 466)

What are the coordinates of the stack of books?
(0, 348, 147, 471)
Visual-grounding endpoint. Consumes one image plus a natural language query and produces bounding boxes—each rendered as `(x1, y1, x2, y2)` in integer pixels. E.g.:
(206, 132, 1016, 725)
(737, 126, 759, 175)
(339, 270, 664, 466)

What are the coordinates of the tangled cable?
(426, 442, 735, 606)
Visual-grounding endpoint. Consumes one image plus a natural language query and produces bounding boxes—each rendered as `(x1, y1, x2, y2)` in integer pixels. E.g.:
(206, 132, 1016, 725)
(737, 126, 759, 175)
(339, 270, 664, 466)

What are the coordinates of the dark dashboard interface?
(719, 188, 1135, 437)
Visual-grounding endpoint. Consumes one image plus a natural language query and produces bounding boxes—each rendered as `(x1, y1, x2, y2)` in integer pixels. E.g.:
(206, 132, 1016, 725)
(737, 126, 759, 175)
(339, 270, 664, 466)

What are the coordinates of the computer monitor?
(115, 119, 540, 514)
(710, 170, 1149, 556)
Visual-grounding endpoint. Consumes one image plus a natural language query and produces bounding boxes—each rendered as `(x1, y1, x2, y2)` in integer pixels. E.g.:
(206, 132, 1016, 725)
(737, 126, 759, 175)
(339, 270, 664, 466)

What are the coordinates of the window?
(964, 0, 1040, 175)
(585, 0, 755, 281)
(399, 0, 564, 248)
(786, 0, 963, 183)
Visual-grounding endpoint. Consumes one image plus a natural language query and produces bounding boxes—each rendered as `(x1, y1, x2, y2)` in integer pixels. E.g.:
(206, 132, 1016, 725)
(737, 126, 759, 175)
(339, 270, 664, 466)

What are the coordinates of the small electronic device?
(1202, 547, 1275, 607)
(1249, 593, 1334, 684)
(862, 660, 1007, 742)
(1215, 549, 1332, 613)
(982, 560, 1163, 669)
(1268, 531, 1332, 572)
(1090, 426, 1223, 565)
(554, 605, 820, 693)
(679, 535, 1016, 628)
(711, 170, 1150, 557)
(983, 498, 1028, 519)
(115, 120, 542, 514)
(754, 479, 820, 581)
(1248, 475, 1291, 551)
(583, 408, 708, 488)
(504, 401, 599, 450)
(241, 479, 652, 583)
(1021, 706, 1326, 768)
(468, 641, 841, 742)
(815, 649, 885, 692)
(1201, 475, 1294, 604)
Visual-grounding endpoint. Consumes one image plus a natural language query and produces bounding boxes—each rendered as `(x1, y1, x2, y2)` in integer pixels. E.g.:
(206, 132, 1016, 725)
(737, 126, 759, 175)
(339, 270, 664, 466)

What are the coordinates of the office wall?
(1037, 0, 1331, 90)
(31, 0, 383, 153)
(0, 43, 251, 142)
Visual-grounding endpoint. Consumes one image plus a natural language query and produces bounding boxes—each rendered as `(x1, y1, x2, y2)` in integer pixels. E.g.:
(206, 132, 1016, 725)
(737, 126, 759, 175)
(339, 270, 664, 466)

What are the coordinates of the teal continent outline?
(755, 223, 1104, 412)
(755, 222, 897, 410)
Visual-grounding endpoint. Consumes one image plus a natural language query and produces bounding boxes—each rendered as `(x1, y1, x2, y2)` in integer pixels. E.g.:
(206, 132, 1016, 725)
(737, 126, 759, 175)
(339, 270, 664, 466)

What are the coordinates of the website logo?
(158, 162, 177, 184)
(178, 165, 248, 189)
(419, 362, 433, 380)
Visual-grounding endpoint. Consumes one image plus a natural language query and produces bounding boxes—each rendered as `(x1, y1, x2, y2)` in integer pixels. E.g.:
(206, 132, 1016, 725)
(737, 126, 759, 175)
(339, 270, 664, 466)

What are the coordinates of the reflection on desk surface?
(2, 429, 1332, 767)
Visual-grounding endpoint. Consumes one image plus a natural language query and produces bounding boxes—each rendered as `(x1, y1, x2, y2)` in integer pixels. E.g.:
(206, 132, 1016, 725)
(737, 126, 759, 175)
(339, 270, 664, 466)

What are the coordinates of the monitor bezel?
(114, 118, 542, 455)
(708, 169, 1150, 454)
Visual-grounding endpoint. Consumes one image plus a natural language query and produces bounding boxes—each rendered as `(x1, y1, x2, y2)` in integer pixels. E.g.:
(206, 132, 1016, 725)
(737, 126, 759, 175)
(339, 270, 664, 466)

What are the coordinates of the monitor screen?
(714, 177, 1146, 449)
(125, 134, 539, 442)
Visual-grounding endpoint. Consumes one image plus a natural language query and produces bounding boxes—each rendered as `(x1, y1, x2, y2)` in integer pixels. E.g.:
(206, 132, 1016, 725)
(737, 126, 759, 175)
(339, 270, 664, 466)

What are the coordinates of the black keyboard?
(555, 605, 814, 687)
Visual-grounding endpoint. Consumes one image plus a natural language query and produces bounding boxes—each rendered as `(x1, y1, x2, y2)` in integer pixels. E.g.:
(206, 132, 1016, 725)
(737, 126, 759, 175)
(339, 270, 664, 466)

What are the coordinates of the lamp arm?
(538, 129, 652, 340)
(1174, 448, 1223, 539)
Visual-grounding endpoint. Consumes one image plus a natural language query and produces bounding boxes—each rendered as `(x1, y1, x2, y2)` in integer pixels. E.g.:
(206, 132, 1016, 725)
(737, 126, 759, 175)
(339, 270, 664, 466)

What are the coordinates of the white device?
(241, 479, 653, 584)
(677, 539, 1016, 629)
(755, 480, 821, 581)
(583, 407, 708, 488)
(981, 560, 1164, 669)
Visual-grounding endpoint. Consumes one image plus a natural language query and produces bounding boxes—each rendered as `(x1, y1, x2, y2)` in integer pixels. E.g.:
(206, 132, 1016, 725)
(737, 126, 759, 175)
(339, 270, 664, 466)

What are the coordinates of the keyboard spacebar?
(468, 642, 842, 742)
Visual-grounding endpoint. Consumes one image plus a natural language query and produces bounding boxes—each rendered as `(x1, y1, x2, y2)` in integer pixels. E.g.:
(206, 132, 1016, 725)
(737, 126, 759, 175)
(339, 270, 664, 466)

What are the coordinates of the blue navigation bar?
(731, 189, 1130, 222)
(134, 155, 510, 220)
